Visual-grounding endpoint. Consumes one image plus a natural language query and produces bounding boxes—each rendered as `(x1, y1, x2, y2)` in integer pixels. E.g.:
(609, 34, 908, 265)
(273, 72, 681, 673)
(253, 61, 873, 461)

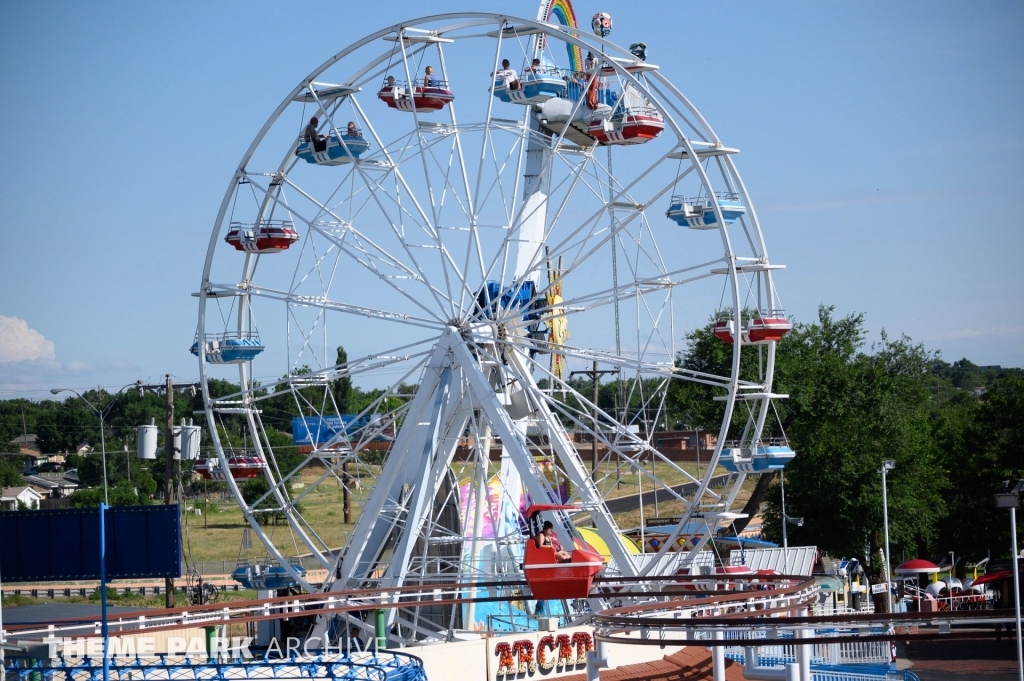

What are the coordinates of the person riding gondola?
(533, 519, 571, 563)
(493, 59, 521, 91)
(424, 65, 440, 87)
(304, 116, 326, 152)
(346, 121, 360, 137)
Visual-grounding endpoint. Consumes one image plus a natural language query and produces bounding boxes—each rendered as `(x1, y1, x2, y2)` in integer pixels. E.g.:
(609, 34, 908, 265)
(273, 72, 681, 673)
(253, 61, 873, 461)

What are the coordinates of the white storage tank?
(180, 424, 202, 460)
(171, 425, 184, 460)
(137, 423, 158, 460)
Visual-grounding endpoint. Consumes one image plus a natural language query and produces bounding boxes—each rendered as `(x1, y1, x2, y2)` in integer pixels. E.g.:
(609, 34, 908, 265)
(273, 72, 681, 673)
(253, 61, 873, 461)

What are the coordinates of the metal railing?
(193, 330, 261, 343)
(380, 79, 450, 90)
(4, 652, 427, 681)
(669, 191, 743, 206)
(725, 638, 892, 666)
(227, 219, 294, 232)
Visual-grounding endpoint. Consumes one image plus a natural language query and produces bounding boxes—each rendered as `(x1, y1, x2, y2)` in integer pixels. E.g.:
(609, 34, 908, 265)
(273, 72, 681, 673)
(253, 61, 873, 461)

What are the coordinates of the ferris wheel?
(194, 6, 791, 641)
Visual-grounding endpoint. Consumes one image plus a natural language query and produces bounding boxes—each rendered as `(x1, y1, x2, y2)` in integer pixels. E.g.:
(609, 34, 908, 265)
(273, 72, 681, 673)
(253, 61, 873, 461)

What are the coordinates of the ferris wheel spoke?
(240, 175, 417, 314)
(524, 256, 726, 337)
(290, 102, 459, 318)
(539, 174, 679, 287)
(306, 222, 456, 323)
(497, 336, 751, 390)
(214, 282, 442, 333)
(277, 175, 455, 320)
(524, 369, 714, 505)
(391, 35, 462, 319)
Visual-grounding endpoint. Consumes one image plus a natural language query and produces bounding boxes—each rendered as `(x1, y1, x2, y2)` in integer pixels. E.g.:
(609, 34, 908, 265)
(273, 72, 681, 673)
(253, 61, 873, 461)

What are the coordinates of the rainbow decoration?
(545, 0, 583, 73)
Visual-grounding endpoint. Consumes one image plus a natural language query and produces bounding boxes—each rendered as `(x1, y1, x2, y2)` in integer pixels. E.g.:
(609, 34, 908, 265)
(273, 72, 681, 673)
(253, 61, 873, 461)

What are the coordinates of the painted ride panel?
(194, 456, 265, 481)
(666, 193, 746, 229)
(190, 336, 264, 363)
(224, 220, 299, 253)
(295, 134, 370, 165)
(719, 445, 796, 473)
(492, 70, 565, 104)
(378, 80, 453, 112)
(588, 111, 664, 145)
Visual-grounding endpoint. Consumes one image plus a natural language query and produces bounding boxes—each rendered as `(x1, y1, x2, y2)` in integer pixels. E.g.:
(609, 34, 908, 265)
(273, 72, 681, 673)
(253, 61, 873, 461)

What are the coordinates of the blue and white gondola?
(719, 446, 796, 474)
(190, 337, 264, 364)
(666, 195, 746, 229)
(231, 562, 306, 591)
(295, 134, 370, 166)
(492, 71, 566, 104)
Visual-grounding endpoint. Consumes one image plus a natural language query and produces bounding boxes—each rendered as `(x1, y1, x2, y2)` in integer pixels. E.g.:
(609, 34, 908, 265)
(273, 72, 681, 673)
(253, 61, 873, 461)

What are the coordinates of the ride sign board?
(870, 582, 889, 595)
(292, 414, 387, 447)
(0, 504, 181, 582)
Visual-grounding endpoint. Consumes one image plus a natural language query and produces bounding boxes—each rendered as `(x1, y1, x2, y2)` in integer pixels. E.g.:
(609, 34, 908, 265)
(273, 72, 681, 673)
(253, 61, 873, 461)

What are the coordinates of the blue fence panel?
(0, 504, 181, 581)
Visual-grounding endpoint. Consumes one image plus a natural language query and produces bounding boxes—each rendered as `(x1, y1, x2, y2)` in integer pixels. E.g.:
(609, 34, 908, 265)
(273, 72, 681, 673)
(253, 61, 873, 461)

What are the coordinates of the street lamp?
(779, 471, 803, 574)
(51, 383, 139, 506)
(995, 480, 1024, 681)
(881, 459, 895, 614)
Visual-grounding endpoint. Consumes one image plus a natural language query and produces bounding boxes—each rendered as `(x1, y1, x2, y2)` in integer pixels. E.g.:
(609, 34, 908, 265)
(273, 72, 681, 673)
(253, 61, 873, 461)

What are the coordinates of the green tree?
(332, 345, 353, 414)
(0, 455, 25, 487)
(240, 475, 302, 525)
(934, 376, 1024, 561)
(68, 479, 150, 507)
(668, 306, 948, 601)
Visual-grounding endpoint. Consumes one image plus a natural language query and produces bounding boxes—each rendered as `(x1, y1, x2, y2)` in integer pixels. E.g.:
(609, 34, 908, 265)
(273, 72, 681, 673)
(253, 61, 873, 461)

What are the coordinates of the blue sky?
(0, 0, 1021, 398)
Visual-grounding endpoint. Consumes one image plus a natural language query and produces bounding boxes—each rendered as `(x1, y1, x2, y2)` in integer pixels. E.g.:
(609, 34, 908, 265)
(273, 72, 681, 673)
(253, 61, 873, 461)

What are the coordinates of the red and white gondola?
(194, 456, 265, 481)
(377, 79, 453, 113)
(224, 221, 299, 254)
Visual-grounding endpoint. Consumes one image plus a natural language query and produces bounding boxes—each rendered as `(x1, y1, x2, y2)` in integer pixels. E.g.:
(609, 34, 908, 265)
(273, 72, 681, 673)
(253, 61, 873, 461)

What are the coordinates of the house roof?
(23, 473, 78, 487)
(1, 486, 43, 499)
(14, 433, 38, 448)
(22, 475, 59, 489)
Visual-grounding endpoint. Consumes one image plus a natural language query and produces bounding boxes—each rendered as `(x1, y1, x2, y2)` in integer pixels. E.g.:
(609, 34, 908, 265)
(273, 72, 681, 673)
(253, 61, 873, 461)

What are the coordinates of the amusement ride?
(191, 1, 796, 646)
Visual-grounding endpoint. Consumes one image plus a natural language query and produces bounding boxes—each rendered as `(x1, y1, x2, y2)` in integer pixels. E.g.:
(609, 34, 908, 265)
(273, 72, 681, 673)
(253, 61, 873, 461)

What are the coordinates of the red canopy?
(969, 570, 1012, 587)
(524, 504, 578, 517)
(895, 559, 940, 574)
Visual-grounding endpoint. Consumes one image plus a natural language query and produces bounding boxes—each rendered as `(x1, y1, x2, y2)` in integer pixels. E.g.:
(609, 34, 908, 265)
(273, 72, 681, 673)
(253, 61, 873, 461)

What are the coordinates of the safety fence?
(3, 652, 426, 681)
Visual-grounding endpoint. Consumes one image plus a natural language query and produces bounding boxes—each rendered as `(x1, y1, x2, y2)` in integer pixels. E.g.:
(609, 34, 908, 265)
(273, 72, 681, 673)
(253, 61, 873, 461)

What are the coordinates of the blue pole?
(99, 503, 109, 681)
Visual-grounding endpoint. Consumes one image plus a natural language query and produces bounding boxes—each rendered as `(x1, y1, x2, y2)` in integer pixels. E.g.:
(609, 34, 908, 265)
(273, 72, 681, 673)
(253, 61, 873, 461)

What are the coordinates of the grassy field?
(182, 459, 745, 564)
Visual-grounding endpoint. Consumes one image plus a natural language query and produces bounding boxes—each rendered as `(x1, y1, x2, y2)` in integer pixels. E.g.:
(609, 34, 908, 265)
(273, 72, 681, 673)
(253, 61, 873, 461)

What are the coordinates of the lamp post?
(779, 471, 803, 574)
(995, 482, 1024, 681)
(881, 459, 895, 614)
(51, 383, 138, 506)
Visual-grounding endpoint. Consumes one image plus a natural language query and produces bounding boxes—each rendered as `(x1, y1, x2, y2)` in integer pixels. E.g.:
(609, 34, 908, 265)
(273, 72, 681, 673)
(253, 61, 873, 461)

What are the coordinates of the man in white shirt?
(493, 58, 521, 91)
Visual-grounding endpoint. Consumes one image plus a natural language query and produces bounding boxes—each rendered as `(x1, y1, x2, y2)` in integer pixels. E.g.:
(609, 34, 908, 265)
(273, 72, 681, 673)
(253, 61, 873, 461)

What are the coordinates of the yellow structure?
(546, 251, 569, 381)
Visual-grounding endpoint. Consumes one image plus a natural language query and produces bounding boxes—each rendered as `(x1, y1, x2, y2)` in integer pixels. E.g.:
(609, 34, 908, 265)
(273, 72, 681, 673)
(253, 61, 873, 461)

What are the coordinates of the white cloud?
(0, 316, 56, 362)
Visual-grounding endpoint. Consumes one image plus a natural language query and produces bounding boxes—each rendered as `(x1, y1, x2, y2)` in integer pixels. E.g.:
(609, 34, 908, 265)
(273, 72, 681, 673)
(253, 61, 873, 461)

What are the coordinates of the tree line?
(3, 314, 1022, 582)
(669, 305, 1023, 583)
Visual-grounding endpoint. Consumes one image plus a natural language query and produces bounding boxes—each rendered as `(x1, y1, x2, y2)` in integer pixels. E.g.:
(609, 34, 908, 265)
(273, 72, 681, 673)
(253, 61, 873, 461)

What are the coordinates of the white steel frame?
(195, 12, 788, 642)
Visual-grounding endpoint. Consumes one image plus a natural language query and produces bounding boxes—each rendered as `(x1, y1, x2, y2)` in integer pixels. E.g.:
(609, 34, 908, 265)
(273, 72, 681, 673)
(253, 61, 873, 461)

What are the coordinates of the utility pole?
(343, 460, 352, 524)
(570, 361, 619, 483)
(138, 376, 199, 609)
(164, 375, 175, 608)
